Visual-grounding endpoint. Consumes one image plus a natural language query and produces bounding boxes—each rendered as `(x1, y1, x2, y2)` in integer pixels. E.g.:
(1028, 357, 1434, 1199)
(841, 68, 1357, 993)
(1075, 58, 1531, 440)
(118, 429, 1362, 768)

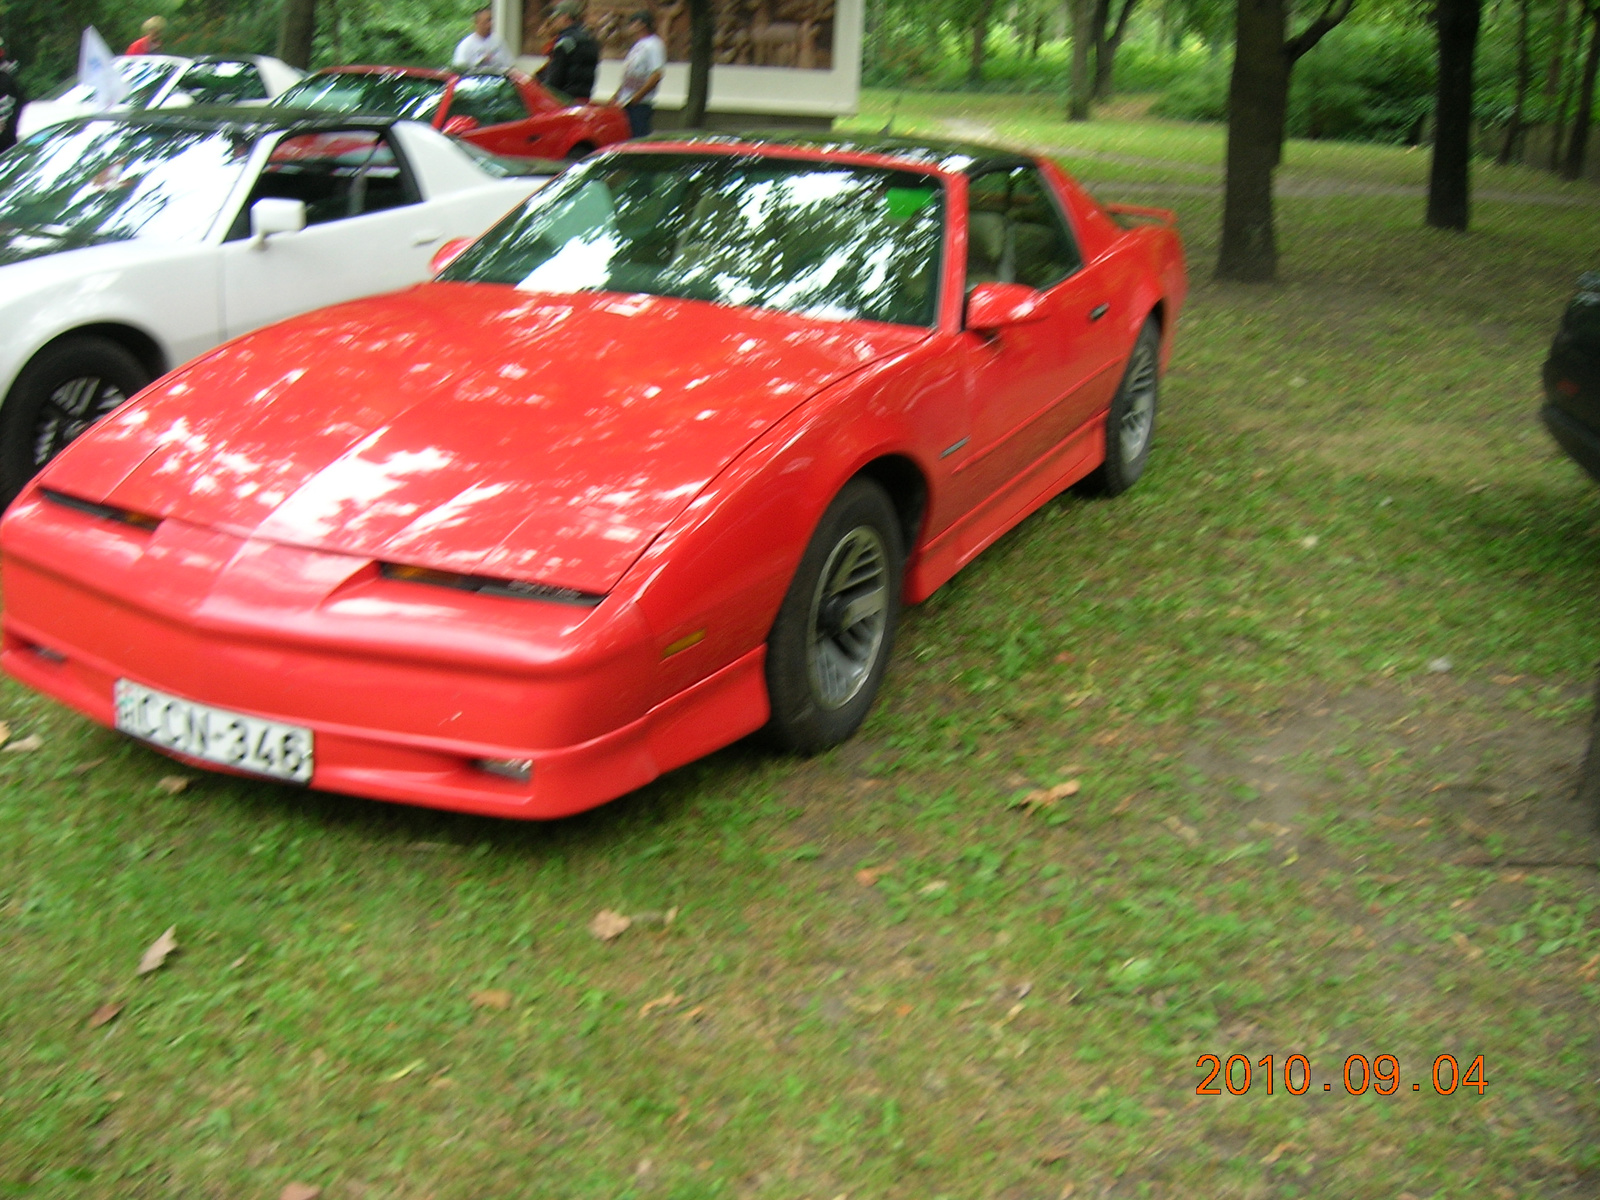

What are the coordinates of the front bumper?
(0, 495, 769, 819)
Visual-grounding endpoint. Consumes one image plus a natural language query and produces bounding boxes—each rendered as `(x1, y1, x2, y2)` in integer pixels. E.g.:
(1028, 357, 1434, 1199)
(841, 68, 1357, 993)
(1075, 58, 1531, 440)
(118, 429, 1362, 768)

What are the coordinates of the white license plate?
(113, 680, 313, 784)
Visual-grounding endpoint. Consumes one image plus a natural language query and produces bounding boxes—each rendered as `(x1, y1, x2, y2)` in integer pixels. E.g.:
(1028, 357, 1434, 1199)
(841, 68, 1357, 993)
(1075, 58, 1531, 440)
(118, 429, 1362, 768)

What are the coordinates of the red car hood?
(43, 285, 926, 594)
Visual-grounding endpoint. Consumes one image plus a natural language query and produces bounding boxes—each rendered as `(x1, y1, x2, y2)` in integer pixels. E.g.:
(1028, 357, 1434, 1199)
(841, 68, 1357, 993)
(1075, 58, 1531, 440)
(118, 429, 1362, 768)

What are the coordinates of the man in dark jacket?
(538, 1, 599, 101)
(0, 38, 24, 154)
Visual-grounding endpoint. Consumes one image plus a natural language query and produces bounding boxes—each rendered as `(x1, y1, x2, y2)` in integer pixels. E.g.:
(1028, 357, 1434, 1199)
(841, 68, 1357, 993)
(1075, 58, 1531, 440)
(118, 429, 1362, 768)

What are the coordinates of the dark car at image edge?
(1543, 270, 1600, 484)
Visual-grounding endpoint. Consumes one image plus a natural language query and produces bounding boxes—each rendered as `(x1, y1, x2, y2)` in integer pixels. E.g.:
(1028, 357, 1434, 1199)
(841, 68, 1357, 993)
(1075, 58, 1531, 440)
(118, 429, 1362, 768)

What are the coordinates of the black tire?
(1, 336, 150, 502)
(566, 141, 595, 161)
(765, 478, 905, 754)
(1081, 316, 1160, 497)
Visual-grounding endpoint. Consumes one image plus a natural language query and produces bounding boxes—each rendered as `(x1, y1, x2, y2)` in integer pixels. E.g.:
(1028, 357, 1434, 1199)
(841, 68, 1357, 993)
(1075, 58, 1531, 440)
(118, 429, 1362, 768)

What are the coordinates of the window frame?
(961, 163, 1085, 295)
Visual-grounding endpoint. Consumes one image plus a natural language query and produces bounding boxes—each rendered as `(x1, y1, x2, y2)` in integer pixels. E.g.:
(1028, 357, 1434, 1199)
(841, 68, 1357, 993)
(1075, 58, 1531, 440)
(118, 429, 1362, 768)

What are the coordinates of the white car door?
(219, 128, 443, 339)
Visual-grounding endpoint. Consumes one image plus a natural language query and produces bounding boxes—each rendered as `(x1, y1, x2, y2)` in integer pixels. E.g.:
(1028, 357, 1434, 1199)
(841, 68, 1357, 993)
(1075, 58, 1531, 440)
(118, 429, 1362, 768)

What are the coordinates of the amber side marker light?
(40, 488, 161, 530)
(380, 562, 603, 606)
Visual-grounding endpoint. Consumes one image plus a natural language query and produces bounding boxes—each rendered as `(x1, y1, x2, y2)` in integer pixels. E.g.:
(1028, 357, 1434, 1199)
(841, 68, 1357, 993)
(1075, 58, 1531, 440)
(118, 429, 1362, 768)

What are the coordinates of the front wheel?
(1081, 316, 1160, 497)
(765, 478, 904, 754)
(1, 336, 151, 503)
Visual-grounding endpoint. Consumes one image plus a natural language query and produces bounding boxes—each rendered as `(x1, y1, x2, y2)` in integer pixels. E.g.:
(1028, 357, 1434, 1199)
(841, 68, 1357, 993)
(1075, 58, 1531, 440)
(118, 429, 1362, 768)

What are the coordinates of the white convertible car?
(17, 54, 305, 139)
(0, 110, 554, 500)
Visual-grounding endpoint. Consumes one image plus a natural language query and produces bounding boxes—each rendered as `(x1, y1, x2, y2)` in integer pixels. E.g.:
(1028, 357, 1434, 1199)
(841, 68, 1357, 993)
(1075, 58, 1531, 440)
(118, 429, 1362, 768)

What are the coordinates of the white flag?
(78, 27, 128, 112)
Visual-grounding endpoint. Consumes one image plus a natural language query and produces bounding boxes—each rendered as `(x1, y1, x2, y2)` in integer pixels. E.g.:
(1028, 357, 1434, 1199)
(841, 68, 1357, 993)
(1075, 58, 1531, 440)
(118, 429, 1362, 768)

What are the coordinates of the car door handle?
(1089, 303, 1110, 321)
(411, 230, 441, 246)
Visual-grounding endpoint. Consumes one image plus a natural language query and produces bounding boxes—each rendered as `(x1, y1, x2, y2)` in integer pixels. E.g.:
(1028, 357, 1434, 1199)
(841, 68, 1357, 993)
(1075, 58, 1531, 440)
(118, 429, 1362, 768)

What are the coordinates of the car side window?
(175, 60, 269, 105)
(450, 76, 527, 126)
(964, 166, 1083, 292)
(228, 130, 420, 238)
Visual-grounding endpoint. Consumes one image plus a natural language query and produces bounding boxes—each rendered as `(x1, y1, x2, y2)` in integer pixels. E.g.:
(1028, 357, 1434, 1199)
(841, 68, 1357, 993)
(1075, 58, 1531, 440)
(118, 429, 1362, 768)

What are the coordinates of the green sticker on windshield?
(885, 187, 936, 221)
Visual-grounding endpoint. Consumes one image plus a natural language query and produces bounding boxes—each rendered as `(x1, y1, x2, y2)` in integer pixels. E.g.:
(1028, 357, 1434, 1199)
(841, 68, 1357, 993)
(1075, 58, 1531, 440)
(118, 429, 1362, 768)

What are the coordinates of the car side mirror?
(431, 236, 474, 276)
(250, 198, 307, 249)
(443, 115, 480, 135)
(965, 282, 1049, 332)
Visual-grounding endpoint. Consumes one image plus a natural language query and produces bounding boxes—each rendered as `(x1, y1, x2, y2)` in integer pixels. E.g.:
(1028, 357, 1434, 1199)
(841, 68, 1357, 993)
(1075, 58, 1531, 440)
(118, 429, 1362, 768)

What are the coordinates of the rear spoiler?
(1104, 203, 1178, 229)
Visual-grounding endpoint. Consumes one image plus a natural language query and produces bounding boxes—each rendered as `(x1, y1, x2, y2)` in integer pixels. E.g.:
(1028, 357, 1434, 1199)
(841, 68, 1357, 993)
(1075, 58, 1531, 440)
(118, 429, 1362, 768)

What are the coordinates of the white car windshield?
(275, 73, 445, 123)
(0, 121, 255, 253)
(43, 58, 178, 109)
(443, 153, 946, 328)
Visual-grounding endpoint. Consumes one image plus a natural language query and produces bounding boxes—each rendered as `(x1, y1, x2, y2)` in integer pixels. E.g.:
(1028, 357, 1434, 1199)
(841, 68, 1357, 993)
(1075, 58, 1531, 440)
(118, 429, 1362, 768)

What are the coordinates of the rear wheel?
(1081, 316, 1160, 497)
(566, 141, 595, 160)
(765, 478, 904, 753)
(1, 336, 151, 503)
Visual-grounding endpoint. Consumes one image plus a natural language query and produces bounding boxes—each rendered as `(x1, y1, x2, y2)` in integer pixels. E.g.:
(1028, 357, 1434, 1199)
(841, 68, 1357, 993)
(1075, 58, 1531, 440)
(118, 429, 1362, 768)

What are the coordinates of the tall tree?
(1425, 0, 1482, 230)
(1069, 0, 1095, 117)
(1562, 3, 1600, 179)
(277, 0, 318, 69)
(1216, 0, 1354, 282)
(967, 0, 997, 84)
(1092, 0, 1142, 99)
(683, 0, 715, 127)
(1497, 0, 1532, 164)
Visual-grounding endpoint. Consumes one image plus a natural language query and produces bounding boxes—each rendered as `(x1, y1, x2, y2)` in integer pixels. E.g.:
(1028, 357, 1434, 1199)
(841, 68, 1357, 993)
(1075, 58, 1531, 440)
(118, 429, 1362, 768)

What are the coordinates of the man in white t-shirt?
(610, 10, 666, 137)
(453, 7, 514, 72)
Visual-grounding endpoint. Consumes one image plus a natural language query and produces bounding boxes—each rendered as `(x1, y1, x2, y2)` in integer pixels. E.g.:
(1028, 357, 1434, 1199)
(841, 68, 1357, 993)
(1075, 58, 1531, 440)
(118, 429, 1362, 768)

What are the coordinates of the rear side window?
(176, 60, 268, 104)
(228, 130, 419, 236)
(965, 166, 1082, 292)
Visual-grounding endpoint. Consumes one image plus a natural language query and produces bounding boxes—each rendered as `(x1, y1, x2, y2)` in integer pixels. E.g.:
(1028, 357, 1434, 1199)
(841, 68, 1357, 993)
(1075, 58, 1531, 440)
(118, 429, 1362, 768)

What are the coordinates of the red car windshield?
(442, 153, 946, 328)
(275, 72, 445, 122)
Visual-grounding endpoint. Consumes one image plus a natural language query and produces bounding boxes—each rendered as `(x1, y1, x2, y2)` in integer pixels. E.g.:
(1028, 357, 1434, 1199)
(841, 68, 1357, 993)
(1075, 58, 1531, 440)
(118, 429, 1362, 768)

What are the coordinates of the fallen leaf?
(1091, 729, 1121, 746)
(1037, 1146, 1072, 1164)
(1162, 816, 1201, 846)
(589, 909, 632, 941)
(1498, 871, 1527, 884)
(228, 954, 248, 970)
(1451, 931, 1484, 961)
(1057, 1185, 1077, 1200)
(639, 991, 683, 1017)
(918, 879, 949, 896)
(1260, 1141, 1298, 1166)
(0, 720, 10, 746)
(468, 988, 512, 1011)
(895, 1003, 913, 1017)
(855, 866, 887, 887)
(1459, 818, 1492, 841)
(155, 776, 191, 795)
(281, 1185, 322, 1200)
(4, 734, 42, 753)
(1298, 534, 1318, 548)
(1491, 674, 1522, 685)
(630, 909, 675, 927)
(679, 1004, 707, 1022)
(1110, 793, 1134, 815)
(1577, 954, 1599, 983)
(1011, 779, 1080, 812)
(383, 1059, 425, 1082)
(136, 926, 178, 975)
(87, 1002, 123, 1029)
(66, 757, 107, 776)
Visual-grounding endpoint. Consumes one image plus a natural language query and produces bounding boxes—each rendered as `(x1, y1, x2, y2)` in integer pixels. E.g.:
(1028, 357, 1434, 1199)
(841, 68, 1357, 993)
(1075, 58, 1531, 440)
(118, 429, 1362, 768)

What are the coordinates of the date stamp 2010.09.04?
(1196, 1053, 1486, 1096)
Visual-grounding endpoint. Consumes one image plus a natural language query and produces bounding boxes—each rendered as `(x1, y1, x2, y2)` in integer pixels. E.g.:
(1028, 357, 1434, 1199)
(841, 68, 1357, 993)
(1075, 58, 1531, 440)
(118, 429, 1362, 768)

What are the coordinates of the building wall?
(499, 0, 862, 122)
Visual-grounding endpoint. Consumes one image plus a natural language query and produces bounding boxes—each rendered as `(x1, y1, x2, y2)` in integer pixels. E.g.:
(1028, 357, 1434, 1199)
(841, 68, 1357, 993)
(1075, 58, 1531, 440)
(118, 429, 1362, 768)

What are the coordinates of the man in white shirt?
(610, 10, 666, 137)
(453, 7, 514, 72)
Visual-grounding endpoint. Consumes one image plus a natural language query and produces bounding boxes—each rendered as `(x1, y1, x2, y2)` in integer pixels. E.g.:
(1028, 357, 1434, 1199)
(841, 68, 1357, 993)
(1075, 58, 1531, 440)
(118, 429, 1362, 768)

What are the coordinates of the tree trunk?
(1425, 0, 1481, 232)
(1068, 0, 1094, 119)
(1552, 6, 1587, 169)
(1498, 0, 1531, 165)
(1217, 0, 1291, 281)
(683, 0, 715, 128)
(968, 0, 995, 85)
(277, 0, 317, 70)
(1562, 6, 1600, 180)
(1093, 0, 1140, 100)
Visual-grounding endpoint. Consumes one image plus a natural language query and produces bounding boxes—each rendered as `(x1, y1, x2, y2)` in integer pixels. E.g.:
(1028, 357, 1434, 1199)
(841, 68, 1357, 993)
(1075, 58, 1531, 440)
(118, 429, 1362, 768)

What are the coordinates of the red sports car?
(0, 134, 1186, 820)
(272, 66, 629, 160)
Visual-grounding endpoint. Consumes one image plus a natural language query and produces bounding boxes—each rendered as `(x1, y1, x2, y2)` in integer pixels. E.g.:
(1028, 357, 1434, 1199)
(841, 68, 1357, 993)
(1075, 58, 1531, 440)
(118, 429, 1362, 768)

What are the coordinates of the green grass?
(2, 95, 1598, 1198)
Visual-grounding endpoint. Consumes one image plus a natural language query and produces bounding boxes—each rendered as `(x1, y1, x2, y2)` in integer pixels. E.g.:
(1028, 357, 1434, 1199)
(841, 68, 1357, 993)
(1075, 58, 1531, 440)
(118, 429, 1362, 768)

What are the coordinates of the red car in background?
(0, 134, 1186, 820)
(273, 66, 629, 160)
